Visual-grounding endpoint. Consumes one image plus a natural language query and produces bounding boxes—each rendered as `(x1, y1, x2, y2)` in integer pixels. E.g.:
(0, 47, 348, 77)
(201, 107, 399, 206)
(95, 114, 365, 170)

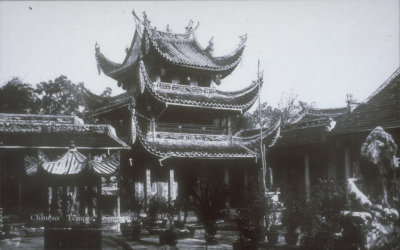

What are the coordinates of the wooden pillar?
(244, 167, 248, 192)
(169, 169, 175, 201)
(47, 187, 52, 216)
(18, 179, 22, 215)
(224, 167, 229, 187)
(116, 195, 120, 231)
(97, 180, 102, 227)
(227, 116, 231, 135)
(145, 169, 151, 203)
(268, 167, 273, 190)
(304, 153, 310, 202)
(0, 151, 2, 209)
(151, 118, 156, 140)
(344, 147, 351, 179)
(61, 186, 68, 221)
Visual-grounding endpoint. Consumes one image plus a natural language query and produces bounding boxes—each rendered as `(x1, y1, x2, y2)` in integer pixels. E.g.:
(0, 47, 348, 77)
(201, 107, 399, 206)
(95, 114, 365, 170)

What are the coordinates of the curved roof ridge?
(95, 27, 142, 79)
(95, 46, 122, 75)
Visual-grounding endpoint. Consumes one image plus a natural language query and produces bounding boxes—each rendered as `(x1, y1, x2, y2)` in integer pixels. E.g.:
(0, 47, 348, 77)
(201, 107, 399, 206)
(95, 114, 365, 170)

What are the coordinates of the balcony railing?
(148, 122, 226, 135)
(154, 81, 216, 95)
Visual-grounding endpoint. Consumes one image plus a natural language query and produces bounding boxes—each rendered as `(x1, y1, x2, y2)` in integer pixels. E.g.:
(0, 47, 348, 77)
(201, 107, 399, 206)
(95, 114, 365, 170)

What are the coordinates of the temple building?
(329, 68, 400, 181)
(268, 67, 400, 201)
(0, 113, 129, 218)
(268, 106, 348, 200)
(91, 11, 280, 207)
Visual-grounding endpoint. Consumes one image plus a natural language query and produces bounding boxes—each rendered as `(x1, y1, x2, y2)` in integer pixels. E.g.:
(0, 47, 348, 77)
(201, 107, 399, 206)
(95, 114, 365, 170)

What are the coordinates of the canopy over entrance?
(25, 146, 120, 177)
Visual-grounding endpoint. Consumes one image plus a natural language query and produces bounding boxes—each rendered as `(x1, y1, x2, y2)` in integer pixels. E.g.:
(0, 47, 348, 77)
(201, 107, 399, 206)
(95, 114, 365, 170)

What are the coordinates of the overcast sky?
(0, 1, 399, 108)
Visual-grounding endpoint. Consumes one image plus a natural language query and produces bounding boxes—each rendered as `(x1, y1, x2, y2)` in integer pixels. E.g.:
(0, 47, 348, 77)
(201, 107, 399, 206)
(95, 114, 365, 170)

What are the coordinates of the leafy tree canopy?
(0, 75, 112, 118)
(236, 90, 311, 130)
(0, 78, 41, 114)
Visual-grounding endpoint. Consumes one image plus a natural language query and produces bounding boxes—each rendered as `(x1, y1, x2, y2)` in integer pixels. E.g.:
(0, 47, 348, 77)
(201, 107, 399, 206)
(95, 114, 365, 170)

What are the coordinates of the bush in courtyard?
(147, 195, 168, 228)
(189, 179, 229, 244)
(296, 174, 347, 249)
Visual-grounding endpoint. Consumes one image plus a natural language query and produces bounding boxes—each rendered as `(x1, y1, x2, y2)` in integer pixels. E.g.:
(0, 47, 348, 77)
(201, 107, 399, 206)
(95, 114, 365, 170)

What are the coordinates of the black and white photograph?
(0, 1, 399, 249)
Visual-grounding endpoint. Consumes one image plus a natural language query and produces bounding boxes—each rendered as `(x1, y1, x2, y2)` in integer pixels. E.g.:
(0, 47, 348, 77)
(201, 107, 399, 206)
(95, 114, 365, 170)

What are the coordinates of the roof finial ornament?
(205, 36, 214, 54)
(132, 9, 144, 26)
(142, 11, 150, 26)
(166, 24, 172, 33)
(95, 42, 100, 52)
(69, 140, 76, 150)
(185, 20, 194, 33)
(239, 34, 247, 46)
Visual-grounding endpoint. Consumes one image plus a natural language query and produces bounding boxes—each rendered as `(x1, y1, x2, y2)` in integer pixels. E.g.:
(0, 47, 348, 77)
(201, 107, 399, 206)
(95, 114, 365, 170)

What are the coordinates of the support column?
(224, 167, 229, 187)
(47, 187, 52, 215)
(244, 167, 248, 192)
(145, 169, 151, 203)
(0, 151, 2, 209)
(18, 179, 22, 215)
(169, 169, 175, 201)
(344, 147, 351, 179)
(97, 180, 102, 227)
(304, 153, 310, 202)
(227, 116, 232, 135)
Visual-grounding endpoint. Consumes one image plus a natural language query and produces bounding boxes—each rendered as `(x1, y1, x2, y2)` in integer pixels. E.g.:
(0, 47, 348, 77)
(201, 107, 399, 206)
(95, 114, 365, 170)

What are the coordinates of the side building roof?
(273, 106, 347, 148)
(0, 113, 130, 149)
(332, 68, 400, 135)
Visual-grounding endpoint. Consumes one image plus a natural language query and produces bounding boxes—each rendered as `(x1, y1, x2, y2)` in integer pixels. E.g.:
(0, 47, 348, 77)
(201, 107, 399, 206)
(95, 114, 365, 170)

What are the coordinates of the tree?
(277, 90, 305, 127)
(0, 78, 40, 114)
(35, 75, 87, 116)
(235, 90, 306, 130)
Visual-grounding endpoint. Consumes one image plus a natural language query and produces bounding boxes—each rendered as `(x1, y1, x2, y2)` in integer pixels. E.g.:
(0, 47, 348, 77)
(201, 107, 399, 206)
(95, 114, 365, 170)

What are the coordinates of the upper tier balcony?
(153, 81, 216, 95)
(155, 122, 226, 135)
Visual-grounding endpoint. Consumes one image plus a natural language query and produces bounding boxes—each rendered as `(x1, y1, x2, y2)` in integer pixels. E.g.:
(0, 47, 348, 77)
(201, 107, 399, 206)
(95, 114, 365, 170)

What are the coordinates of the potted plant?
(159, 203, 179, 246)
(119, 176, 144, 241)
(146, 194, 168, 234)
(189, 179, 228, 245)
(265, 192, 282, 244)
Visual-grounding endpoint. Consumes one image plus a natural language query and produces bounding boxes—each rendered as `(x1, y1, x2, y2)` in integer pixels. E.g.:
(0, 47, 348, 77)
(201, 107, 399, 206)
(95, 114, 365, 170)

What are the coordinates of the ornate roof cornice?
(133, 111, 280, 160)
(138, 61, 259, 112)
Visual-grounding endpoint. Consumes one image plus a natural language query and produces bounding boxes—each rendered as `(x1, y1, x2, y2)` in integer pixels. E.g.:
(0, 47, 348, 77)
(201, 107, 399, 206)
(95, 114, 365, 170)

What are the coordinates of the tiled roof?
(95, 27, 142, 81)
(272, 107, 346, 148)
(145, 27, 245, 72)
(0, 113, 129, 149)
(135, 112, 280, 159)
(274, 125, 327, 148)
(333, 68, 400, 134)
(95, 13, 245, 82)
(84, 90, 135, 117)
(286, 106, 347, 130)
(296, 107, 347, 124)
(138, 61, 259, 112)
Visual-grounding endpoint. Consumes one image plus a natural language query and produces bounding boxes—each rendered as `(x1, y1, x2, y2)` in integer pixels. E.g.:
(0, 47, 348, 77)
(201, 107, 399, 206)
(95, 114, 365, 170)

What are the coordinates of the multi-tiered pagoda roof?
(91, 10, 280, 160)
(94, 11, 258, 114)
